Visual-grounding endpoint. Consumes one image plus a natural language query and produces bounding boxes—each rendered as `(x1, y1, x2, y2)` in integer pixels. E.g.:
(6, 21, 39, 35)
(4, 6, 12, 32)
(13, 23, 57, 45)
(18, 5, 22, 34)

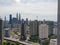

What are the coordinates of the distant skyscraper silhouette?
(9, 14, 12, 24)
(16, 13, 18, 20)
(19, 13, 21, 23)
(4, 16, 7, 28)
(26, 18, 28, 25)
(5, 16, 6, 22)
(22, 19, 24, 23)
(9, 14, 13, 30)
(19, 13, 21, 21)
(12, 17, 18, 24)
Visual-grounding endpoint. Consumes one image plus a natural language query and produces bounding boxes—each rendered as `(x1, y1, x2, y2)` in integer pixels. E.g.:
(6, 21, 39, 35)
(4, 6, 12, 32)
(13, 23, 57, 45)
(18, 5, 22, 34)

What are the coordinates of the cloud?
(0, 2, 57, 14)
(0, 0, 15, 6)
(0, 0, 57, 21)
(20, 0, 57, 3)
(0, 0, 57, 6)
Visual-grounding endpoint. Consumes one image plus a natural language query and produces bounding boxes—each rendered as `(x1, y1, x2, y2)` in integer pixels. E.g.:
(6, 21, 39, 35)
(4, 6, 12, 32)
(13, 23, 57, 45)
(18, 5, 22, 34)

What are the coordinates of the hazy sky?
(0, 0, 57, 21)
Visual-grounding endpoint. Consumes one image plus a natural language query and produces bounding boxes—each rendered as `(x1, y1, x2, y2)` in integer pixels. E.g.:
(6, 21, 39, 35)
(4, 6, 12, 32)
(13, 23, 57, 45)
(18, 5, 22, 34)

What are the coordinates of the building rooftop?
(50, 39, 57, 42)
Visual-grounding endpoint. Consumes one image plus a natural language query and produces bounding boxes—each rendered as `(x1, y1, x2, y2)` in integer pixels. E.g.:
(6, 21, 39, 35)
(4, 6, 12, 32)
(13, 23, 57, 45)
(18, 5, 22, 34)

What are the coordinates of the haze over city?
(0, 0, 57, 21)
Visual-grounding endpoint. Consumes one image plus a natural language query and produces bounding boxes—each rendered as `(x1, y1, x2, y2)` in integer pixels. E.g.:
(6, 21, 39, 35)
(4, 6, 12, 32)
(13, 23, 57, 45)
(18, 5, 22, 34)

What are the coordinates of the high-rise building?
(19, 13, 21, 22)
(16, 13, 18, 20)
(9, 14, 13, 30)
(21, 19, 24, 23)
(12, 17, 18, 24)
(29, 20, 39, 36)
(46, 21, 54, 36)
(20, 23, 26, 40)
(26, 18, 28, 25)
(0, 18, 2, 45)
(39, 20, 54, 36)
(53, 27, 57, 36)
(4, 16, 7, 28)
(39, 22, 48, 39)
(9, 14, 12, 24)
(5, 16, 6, 22)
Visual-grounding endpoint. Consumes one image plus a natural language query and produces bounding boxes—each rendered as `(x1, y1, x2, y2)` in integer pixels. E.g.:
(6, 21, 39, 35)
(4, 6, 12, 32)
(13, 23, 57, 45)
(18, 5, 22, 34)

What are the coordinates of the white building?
(39, 23, 48, 39)
(50, 39, 57, 45)
(53, 27, 57, 35)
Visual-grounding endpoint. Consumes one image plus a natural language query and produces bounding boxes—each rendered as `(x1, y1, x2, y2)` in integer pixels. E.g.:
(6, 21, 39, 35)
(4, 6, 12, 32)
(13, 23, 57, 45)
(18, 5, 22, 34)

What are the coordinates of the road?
(4, 37, 40, 45)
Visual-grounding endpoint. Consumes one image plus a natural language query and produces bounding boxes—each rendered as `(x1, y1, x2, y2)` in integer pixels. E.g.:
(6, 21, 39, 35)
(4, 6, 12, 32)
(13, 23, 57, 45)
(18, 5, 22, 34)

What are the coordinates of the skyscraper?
(26, 18, 28, 25)
(19, 13, 21, 22)
(21, 19, 24, 23)
(4, 16, 7, 28)
(9, 14, 12, 24)
(12, 17, 18, 24)
(53, 27, 57, 36)
(0, 18, 2, 45)
(29, 20, 39, 36)
(46, 21, 54, 36)
(9, 14, 13, 30)
(16, 13, 18, 20)
(20, 22, 26, 40)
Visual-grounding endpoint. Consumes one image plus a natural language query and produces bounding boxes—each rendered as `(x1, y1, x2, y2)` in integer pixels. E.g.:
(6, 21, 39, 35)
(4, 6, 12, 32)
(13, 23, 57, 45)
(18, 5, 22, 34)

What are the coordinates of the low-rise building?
(4, 28, 10, 37)
(50, 39, 57, 45)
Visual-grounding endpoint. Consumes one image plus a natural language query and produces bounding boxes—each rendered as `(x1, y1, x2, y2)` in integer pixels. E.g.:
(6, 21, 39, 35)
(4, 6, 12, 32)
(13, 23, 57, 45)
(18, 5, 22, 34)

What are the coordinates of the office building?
(9, 14, 13, 30)
(46, 21, 54, 36)
(24, 23, 30, 35)
(50, 39, 57, 45)
(4, 16, 7, 28)
(53, 27, 57, 36)
(39, 21, 48, 39)
(0, 18, 2, 45)
(19, 13, 21, 23)
(20, 22, 26, 40)
(26, 18, 28, 25)
(21, 19, 24, 23)
(4, 28, 10, 37)
(12, 24, 21, 32)
(29, 20, 39, 36)
(9, 14, 12, 24)
(12, 17, 18, 24)
(16, 13, 18, 20)
(3, 16, 9, 28)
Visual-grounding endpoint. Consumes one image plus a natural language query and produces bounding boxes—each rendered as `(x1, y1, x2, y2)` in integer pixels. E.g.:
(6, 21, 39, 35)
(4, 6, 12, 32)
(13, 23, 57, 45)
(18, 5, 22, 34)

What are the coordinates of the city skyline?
(2, 14, 57, 22)
(0, 0, 57, 21)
